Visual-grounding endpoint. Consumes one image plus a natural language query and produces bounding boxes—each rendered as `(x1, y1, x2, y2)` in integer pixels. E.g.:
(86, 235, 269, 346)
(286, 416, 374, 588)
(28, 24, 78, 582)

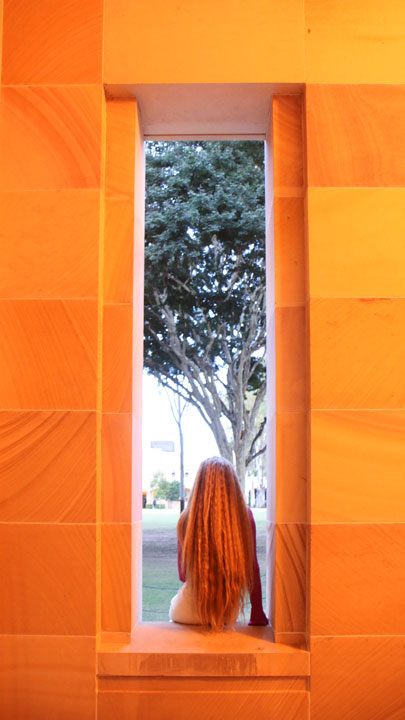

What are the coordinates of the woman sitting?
(169, 456, 269, 630)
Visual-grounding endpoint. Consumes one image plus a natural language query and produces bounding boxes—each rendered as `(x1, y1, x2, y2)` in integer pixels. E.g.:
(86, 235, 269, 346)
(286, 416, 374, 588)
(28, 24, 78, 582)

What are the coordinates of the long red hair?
(177, 456, 254, 631)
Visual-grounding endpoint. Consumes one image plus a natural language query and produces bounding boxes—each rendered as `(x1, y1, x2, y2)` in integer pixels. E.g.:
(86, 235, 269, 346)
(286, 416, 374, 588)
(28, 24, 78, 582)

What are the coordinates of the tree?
(144, 141, 266, 491)
(151, 471, 180, 502)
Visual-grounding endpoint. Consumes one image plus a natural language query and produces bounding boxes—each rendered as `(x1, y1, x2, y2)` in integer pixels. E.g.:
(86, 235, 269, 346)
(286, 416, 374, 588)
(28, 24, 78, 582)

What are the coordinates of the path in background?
(142, 508, 267, 622)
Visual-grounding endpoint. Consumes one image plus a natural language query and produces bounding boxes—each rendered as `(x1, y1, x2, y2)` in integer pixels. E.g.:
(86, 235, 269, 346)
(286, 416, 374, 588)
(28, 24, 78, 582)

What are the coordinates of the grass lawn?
(142, 508, 267, 622)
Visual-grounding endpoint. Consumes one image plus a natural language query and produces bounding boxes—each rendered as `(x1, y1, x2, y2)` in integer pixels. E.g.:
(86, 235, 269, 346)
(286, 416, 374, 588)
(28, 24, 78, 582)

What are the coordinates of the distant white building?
(245, 449, 267, 508)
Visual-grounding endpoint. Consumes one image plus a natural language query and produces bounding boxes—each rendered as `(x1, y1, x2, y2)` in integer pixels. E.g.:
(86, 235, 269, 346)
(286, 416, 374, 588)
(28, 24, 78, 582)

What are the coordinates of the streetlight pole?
(179, 407, 185, 512)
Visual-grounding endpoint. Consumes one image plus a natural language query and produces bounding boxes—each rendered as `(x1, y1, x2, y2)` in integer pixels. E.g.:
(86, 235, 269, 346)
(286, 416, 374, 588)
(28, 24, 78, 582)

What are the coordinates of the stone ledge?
(97, 623, 310, 677)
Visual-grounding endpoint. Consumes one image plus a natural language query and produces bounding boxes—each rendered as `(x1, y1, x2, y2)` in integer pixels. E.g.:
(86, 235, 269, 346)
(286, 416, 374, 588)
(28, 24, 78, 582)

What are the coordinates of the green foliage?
(166, 481, 180, 501)
(151, 471, 180, 501)
(144, 141, 265, 385)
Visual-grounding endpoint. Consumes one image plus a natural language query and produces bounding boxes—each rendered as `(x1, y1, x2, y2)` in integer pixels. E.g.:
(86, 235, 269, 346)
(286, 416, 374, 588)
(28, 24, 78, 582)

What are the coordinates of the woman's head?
(177, 456, 254, 631)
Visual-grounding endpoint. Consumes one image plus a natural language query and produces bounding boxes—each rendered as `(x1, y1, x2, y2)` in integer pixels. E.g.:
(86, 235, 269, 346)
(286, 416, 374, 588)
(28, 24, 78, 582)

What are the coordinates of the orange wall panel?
(310, 298, 405, 409)
(0, 410, 96, 522)
(306, 85, 405, 187)
(274, 523, 306, 633)
(0, 299, 98, 409)
(0, 523, 96, 634)
(102, 304, 133, 413)
(0, 86, 102, 191)
(275, 306, 306, 412)
(311, 409, 405, 523)
(101, 523, 132, 632)
(98, 688, 309, 720)
(274, 197, 306, 305)
(310, 636, 405, 720)
(305, 0, 405, 84)
(310, 523, 405, 635)
(273, 96, 304, 192)
(0, 635, 96, 720)
(103, 198, 134, 303)
(102, 413, 132, 523)
(104, 0, 305, 84)
(307, 188, 405, 297)
(0, 190, 100, 299)
(275, 412, 307, 524)
(1, 0, 103, 84)
(105, 99, 137, 199)
(131, 520, 143, 625)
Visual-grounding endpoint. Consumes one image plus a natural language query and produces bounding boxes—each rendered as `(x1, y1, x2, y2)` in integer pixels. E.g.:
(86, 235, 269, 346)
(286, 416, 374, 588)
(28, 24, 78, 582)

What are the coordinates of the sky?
(142, 371, 219, 491)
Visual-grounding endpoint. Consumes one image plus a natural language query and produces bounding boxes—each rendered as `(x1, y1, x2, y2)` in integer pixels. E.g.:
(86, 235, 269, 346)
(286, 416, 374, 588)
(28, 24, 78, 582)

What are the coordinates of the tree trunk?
(234, 443, 247, 498)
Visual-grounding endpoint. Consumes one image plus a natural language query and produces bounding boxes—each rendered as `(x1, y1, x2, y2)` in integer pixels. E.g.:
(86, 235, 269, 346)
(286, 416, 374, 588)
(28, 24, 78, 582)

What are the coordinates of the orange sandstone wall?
(1, 1, 405, 718)
(0, 1, 103, 717)
(305, 83, 405, 718)
(303, 10, 405, 719)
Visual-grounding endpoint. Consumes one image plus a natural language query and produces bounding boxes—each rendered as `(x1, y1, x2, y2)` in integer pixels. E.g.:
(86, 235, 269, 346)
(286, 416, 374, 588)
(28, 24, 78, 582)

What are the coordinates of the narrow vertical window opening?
(141, 139, 268, 625)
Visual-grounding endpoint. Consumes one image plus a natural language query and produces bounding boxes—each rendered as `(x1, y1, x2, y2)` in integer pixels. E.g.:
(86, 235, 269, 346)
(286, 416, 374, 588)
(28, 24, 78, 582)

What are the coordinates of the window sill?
(97, 623, 310, 678)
